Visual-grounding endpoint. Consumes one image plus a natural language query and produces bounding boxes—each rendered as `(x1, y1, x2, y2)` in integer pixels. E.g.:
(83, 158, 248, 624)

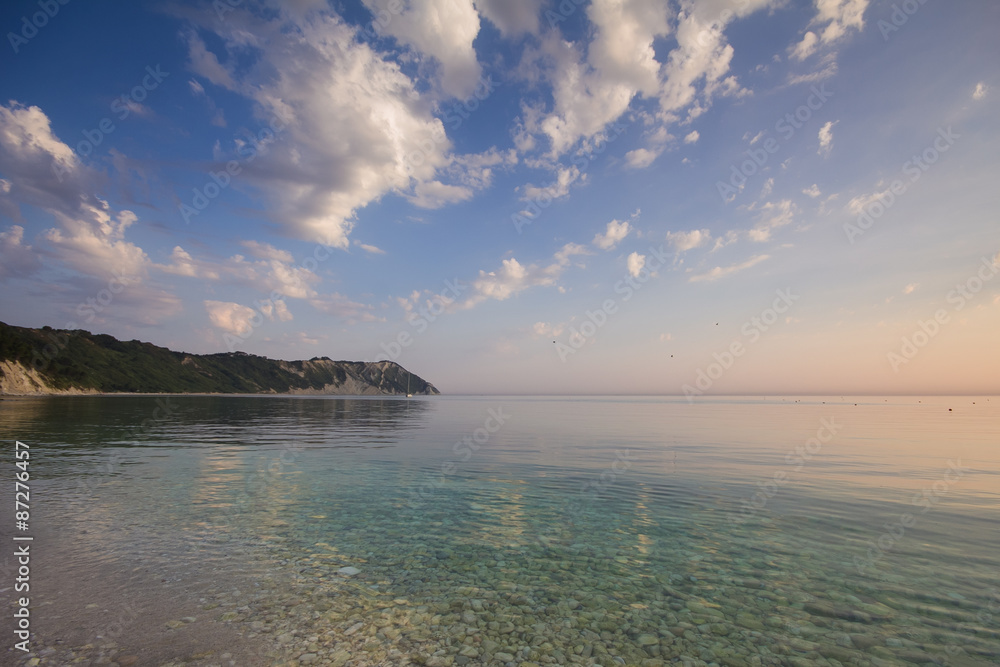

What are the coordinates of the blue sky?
(0, 0, 997, 395)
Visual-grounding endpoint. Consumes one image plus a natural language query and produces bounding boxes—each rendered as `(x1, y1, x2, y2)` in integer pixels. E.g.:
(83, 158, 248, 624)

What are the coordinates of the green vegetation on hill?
(0, 321, 438, 395)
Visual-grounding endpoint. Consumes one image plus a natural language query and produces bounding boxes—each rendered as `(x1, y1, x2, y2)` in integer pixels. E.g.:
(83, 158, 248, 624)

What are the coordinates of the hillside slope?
(0, 322, 439, 396)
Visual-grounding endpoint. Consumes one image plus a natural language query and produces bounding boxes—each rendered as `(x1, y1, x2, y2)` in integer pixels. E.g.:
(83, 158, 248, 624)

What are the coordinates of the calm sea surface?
(1, 395, 998, 667)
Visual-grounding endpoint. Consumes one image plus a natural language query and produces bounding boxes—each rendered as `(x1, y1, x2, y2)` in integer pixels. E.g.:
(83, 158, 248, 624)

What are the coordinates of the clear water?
(2, 395, 999, 666)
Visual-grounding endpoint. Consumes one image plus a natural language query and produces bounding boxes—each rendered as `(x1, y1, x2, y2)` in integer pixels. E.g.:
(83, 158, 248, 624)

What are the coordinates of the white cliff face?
(0, 360, 98, 395)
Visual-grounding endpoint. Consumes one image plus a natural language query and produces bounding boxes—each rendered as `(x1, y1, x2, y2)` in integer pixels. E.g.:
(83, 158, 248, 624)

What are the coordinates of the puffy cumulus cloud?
(447, 148, 518, 191)
(363, 0, 482, 98)
(587, 0, 671, 96)
(802, 183, 822, 198)
(408, 180, 475, 209)
(0, 101, 157, 286)
(973, 82, 988, 100)
(747, 199, 796, 242)
(159, 245, 321, 300)
(517, 0, 778, 173)
(182, 7, 503, 249)
(43, 204, 150, 281)
(411, 147, 518, 208)
(817, 120, 837, 156)
(625, 147, 662, 169)
(474, 0, 540, 36)
(666, 228, 711, 252)
(684, 130, 700, 144)
(460, 241, 587, 309)
(790, 0, 869, 60)
(259, 298, 294, 322)
(524, 33, 637, 158)
(626, 251, 646, 278)
(518, 165, 582, 201)
(0, 225, 42, 278)
(689, 254, 770, 282)
(592, 218, 631, 250)
(0, 102, 95, 218)
(205, 300, 257, 337)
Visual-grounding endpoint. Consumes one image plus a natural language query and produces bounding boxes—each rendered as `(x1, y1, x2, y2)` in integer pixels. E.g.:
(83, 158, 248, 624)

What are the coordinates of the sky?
(0, 0, 997, 395)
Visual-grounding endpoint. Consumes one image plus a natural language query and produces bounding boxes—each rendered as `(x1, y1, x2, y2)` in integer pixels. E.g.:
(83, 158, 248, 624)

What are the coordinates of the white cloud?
(624, 147, 662, 169)
(818, 120, 838, 156)
(357, 242, 386, 255)
(0, 102, 92, 217)
(711, 229, 741, 252)
(973, 82, 988, 100)
(626, 251, 646, 278)
(205, 300, 257, 337)
(159, 244, 321, 300)
(258, 298, 294, 322)
(460, 241, 588, 309)
(182, 8, 498, 250)
(847, 186, 892, 217)
(666, 228, 711, 252)
(790, 0, 869, 60)
(532, 321, 566, 338)
(790, 31, 819, 61)
(903, 283, 918, 295)
(802, 183, 822, 198)
(519, 165, 582, 201)
(553, 242, 591, 265)
(684, 130, 700, 144)
(241, 240, 294, 263)
(518, 0, 776, 164)
(409, 180, 475, 208)
(185, 31, 238, 91)
(760, 177, 774, 198)
(474, 0, 539, 36)
(748, 199, 796, 242)
(689, 254, 770, 282)
(363, 0, 482, 98)
(592, 218, 631, 250)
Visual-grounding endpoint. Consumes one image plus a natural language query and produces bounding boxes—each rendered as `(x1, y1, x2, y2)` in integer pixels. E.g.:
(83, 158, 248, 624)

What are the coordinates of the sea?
(1, 395, 998, 667)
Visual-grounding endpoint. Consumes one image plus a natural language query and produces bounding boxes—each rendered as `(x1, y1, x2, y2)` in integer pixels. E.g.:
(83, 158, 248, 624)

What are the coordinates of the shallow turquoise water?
(2, 395, 999, 666)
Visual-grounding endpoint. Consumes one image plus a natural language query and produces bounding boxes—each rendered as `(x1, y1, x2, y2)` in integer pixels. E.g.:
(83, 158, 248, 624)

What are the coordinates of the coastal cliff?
(0, 322, 438, 396)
